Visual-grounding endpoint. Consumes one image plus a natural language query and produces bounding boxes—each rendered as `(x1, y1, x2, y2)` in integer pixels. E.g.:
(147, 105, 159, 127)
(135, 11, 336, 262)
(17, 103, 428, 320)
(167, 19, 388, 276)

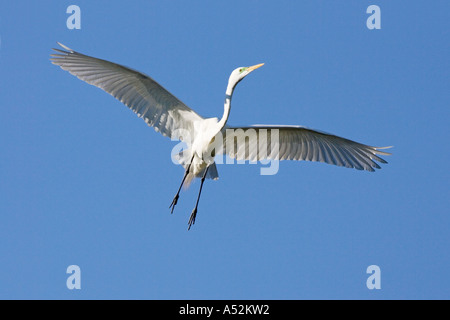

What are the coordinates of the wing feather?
(50, 43, 203, 142)
(223, 125, 391, 172)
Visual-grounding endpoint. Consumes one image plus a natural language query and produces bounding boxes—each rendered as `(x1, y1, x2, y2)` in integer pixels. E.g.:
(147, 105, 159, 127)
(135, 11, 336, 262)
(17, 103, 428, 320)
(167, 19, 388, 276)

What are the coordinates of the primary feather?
(50, 42, 203, 143)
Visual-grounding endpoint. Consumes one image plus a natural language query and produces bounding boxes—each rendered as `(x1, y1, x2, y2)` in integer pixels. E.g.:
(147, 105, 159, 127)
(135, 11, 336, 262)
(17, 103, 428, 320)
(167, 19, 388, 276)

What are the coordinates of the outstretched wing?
(50, 43, 203, 142)
(223, 125, 391, 172)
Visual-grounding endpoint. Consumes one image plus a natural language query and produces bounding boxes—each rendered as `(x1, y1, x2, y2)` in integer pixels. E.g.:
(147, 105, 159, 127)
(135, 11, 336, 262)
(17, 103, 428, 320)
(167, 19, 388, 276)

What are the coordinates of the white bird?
(50, 43, 391, 229)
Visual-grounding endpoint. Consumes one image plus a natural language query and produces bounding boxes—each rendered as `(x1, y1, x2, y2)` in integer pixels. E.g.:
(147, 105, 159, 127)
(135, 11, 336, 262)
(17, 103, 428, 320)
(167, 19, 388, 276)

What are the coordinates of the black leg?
(169, 155, 194, 214)
(188, 166, 209, 230)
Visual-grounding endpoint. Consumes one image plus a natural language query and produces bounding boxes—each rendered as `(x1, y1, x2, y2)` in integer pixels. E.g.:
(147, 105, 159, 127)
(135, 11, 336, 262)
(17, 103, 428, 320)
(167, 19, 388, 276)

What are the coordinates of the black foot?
(188, 208, 197, 230)
(169, 194, 179, 214)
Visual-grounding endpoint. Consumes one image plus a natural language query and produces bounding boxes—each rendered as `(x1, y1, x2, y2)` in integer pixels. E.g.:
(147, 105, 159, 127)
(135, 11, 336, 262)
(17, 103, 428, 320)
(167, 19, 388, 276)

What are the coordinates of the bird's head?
(228, 63, 264, 92)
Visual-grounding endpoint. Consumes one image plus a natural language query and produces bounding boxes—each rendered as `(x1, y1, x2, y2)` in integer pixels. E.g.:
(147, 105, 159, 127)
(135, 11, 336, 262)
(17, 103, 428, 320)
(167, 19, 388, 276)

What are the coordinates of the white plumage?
(51, 43, 391, 229)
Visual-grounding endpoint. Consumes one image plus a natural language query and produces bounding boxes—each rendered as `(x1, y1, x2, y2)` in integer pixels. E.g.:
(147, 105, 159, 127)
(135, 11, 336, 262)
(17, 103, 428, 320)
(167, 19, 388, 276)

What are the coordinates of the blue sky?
(0, 1, 449, 299)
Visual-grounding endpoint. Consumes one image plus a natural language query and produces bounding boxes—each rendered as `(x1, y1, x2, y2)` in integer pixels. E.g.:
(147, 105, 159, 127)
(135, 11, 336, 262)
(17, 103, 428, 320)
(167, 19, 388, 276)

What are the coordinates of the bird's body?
(187, 116, 220, 180)
(51, 43, 391, 229)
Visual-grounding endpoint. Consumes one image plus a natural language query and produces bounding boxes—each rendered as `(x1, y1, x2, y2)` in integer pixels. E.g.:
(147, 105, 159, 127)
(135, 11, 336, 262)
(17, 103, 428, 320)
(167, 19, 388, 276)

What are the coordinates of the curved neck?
(218, 82, 235, 129)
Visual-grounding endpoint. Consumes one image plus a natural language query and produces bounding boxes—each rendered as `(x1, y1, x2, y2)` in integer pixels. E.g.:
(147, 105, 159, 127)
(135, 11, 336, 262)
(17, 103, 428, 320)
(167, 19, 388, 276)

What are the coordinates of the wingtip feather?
(56, 42, 74, 52)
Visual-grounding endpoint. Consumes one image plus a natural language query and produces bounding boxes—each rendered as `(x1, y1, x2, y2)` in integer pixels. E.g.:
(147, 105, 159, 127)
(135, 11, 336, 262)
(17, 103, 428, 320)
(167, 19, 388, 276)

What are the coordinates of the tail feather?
(183, 163, 219, 189)
(183, 172, 195, 189)
(207, 163, 219, 180)
(175, 150, 219, 188)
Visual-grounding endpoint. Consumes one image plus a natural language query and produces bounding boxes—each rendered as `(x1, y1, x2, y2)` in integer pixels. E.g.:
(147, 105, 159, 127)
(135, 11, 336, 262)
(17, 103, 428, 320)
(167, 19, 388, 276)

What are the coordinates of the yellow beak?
(247, 63, 264, 72)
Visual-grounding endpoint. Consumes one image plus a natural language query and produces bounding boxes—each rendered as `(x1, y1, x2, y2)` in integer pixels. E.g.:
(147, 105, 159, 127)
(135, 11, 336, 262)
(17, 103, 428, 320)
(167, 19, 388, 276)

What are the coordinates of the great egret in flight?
(50, 43, 391, 230)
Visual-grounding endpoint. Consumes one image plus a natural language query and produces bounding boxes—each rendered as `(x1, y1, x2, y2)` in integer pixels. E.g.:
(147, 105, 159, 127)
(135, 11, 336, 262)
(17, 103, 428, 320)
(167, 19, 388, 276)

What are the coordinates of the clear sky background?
(0, 1, 449, 299)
